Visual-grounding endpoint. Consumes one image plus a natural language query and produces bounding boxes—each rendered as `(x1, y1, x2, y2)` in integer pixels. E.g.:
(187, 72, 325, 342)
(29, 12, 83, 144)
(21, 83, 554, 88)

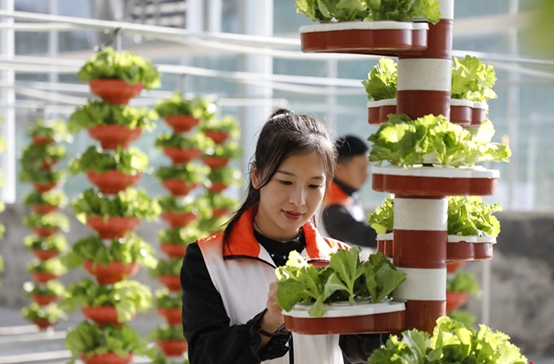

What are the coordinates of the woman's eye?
(279, 180, 292, 185)
(309, 185, 323, 189)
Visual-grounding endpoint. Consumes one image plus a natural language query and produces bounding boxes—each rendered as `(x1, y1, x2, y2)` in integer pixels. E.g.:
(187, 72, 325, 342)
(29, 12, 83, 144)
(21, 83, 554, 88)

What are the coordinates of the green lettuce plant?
(447, 271, 480, 297)
(68, 100, 158, 134)
(24, 234, 68, 252)
(23, 212, 69, 232)
(19, 168, 64, 184)
(157, 195, 210, 217)
(149, 258, 183, 278)
(77, 47, 160, 89)
(202, 140, 242, 159)
(69, 146, 149, 175)
(21, 303, 67, 323)
(155, 92, 216, 120)
(149, 324, 185, 341)
(26, 118, 70, 142)
(20, 143, 66, 170)
(155, 164, 208, 183)
(27, 258, 67, 276)
(205, 166, 242, 186)
(451, 55, 497, 102)
(200, 115, 240, 138)
(362, 58, 398, 101)
(23, 280, 65, 297)
(65, 321, 154, 364)
(155, 132, 211, 150)
(154, 288, 182, 309)
(23, 190, 67, 207)
(158, 226, 205, 246)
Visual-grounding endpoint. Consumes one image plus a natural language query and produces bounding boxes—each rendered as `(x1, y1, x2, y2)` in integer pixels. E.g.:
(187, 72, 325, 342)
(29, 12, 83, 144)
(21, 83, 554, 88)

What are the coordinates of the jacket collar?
(323, 180, 353, 207)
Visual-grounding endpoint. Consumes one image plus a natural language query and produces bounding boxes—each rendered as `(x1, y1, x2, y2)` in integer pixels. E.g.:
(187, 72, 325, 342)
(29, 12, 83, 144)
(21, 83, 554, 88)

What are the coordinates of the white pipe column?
(0, 0, 15, 203)
(186, 0, 203, 32)
(48, 0, 58, 119)
(207, 0, 222, 33)
(238, 0, 273, 176)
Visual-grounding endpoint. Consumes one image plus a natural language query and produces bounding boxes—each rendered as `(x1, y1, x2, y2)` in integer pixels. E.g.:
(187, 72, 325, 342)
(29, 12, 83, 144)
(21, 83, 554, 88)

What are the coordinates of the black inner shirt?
(253, 228, 306, 267)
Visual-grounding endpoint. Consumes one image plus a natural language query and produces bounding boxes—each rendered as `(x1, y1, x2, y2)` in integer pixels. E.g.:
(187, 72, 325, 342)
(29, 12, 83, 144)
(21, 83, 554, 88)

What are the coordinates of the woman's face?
(253, 152, 326, 241)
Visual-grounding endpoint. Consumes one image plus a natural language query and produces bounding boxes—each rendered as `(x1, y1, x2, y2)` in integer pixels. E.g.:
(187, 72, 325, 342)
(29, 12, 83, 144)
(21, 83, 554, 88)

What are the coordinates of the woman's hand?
(262, 281, 284, 332)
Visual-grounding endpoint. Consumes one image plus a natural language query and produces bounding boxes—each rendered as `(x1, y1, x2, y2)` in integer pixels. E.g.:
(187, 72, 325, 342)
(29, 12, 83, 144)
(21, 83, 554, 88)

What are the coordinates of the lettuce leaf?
(362, 58, 398, 101)
(451, 55, 497, 102)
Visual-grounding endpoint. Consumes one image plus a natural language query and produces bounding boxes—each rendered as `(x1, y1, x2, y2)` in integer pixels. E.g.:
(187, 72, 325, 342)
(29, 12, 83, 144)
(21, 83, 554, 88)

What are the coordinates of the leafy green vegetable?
(63, 233, 157, 269)
(367, 196, 394, 234)
(19, 168, 64, 183)
(451, 55, 497, 102)
(362, 58, 398, 101)
(61, 279, 152, 322)
(23, 280, 65, 297)
(71, 188, 161, 222)
(295, 0, 440, 23)
(368, 115, 511, 167)
(448, 196, 502, 237)
(276, 248, 406, 316)
(69, 146, 149, 175)
(68, 100, 158, 133)
(155, 164, 208, 183)
(24, 234, 67, 252)
(204, 192, 239, 211)
(149, 324, 185, 341)
(65, 321, 153, 364)
(202, 140, 242, 159)
(155, 131, 210, 150)
(196, 215, 228, 234)
(154, 288, 182, 309)
(155, 92, 217, 120)
(200, 115, 240, 138)
(149, 258, 183, 278)
(23, 212, 69, 231)
(447, 271, 480, 297)
(205, 166, 242, 186)
(20, 143, 66, 170)
(26, 119, 69, 142)
(21, 303, 67, 322)
(23, 190, 67, 207)
(447, 310, 476, 330)
(368, 316, 527, 364)
(157, 195, 209, 216)
(77, 47, 160, 89)
(158, 226, 205, 246)
(26, 258, 67, 275)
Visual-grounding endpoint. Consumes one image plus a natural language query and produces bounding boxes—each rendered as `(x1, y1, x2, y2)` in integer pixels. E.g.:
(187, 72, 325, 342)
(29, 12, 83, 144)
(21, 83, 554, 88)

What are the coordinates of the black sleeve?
(322, 205, 377, 248)
(339, 334, 385, 364)
(180, 243, 291, 364)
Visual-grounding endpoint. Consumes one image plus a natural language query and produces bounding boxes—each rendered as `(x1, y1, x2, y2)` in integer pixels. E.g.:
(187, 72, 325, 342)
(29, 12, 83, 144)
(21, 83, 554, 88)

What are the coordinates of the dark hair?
(223, 108, 336, 245)
(335, 135, 369, 165)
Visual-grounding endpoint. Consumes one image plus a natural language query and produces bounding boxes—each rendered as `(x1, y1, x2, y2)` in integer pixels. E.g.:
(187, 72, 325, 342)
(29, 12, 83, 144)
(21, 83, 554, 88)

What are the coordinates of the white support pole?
(186, 0, 203, 31)
(0, 0, 15, 204)
(207, 0, 222, 33)
(238, 0, 274, 180)
(48, 0, 58, 119)
(326, 59, 337, 131)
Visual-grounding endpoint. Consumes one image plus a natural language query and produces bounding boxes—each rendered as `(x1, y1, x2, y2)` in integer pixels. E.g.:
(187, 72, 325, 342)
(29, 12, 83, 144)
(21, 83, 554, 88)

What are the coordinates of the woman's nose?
(290, 187, 306, 206)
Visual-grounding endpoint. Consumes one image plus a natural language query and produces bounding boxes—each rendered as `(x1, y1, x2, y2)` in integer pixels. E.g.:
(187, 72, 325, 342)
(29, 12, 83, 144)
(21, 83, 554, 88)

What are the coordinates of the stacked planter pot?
(297, 0, 511, 335)
(19, 119, 69, 330)
(63, 47, 160, 364)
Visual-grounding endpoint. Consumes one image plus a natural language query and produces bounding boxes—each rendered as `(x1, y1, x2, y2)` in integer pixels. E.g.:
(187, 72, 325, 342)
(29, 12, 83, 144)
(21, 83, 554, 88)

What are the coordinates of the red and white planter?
(447, 235, 496, 262)
(376, 233, 393, 259)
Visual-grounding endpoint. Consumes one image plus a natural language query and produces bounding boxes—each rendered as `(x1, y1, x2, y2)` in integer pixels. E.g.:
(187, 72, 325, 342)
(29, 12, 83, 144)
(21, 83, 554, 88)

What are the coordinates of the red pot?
(446, 291, 470, 312)
(204, 131, 230, 144)
(88, 125, 142, 150)
(162, 180, 197, 196)
(80, 352, 133, 364)
(83, 261, 139, 284)
(160, 243, 188, 259)
(32, 227, 59, 238)
(33, 318, 54, 330)
(30, 272, 59, 283)
(202, 156, 230, 169)
(160, 211, 197, 228)
(163, 147, 201, 165)
(159, 275, 182, 292)
(32, 136, 53, 145)
(31, 204, 58, 214)
(89, 79, 143, 105)
(446, 261, 467, 273)
(86, 216, 140, 239)
(207, 182, 228, 193)
(33, 182, 57, 192)
(157, 307, 182, 325)
(212, 207, 229, 218)
(164, 115, 200, 133)
(86, 170, 142, 194)
(41, 158, 58, 170)
(157, 340, 188, 357)
(31, 294, 58, 306)
(82, 306, 130, 327)
(32, 249, 59, 261)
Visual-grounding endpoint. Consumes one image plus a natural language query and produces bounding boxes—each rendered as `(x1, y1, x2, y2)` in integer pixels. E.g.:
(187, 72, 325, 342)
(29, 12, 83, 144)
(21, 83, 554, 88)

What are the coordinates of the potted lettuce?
(69, 146, 149, 194)
(19, 168, 65, 192)
(21, 302, 67, 329)
(24, 233, 68, 261)
(78, 47, 160, 105)
(157, 195, 210, 228)
(23, 212, 69, 237)
(20, 143, 66, 171)
(446, 271, 480, 313)
(71, 188, 161, 239)
(201, 140, 242, 169)
(61, 278, 152, 326)
(155, 288, 182, 325)
(156, 164, 208, 196)
(200, 114, 240, 144)
(155, 132, 210, 164)
(158, 225, 205, 259)
(155, 92, 216, 132)
(27, 118, 69, 145)
(27, 258, 67, 283)
(204, 192, 239, 218)
(65, 321, 153, 364)
(150, 258, 183, 292)
(149, 324, 188, 357)
(23, 190, 67, 214)
(68, 100, 157, 149)
(367, 316, 526, 364)
(204, 166, 242, 193)
(23, 280, 65, 306)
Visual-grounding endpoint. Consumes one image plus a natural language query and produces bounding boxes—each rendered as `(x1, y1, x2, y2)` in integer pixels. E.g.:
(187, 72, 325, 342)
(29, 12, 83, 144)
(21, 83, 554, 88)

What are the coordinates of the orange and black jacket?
(321, 179, 377, 249)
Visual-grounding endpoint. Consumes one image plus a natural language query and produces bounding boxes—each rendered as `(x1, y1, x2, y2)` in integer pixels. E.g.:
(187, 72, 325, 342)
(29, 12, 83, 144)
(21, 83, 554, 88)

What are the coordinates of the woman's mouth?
(283, 210, 303, 220)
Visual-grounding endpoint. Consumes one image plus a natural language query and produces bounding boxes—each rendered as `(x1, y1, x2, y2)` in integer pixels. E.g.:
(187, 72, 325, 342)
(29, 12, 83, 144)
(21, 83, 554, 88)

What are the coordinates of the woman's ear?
(251, 163, 261, 189)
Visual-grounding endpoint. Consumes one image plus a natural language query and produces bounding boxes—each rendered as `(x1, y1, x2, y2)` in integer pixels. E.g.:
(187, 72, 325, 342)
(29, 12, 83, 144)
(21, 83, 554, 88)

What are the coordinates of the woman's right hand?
(262, 281, 284, 332)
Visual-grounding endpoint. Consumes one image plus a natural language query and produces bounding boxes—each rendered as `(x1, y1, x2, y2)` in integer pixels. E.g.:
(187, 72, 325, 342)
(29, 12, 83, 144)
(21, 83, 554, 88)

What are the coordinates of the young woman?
(181, 109, 382, 364)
